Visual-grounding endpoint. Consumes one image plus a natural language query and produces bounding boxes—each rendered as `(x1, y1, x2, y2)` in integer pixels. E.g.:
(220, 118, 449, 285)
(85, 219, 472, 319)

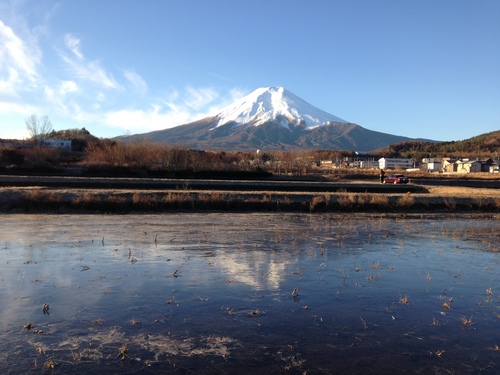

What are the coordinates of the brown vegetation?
(2, 133, 500, 214)
(2, 184, 499, 213)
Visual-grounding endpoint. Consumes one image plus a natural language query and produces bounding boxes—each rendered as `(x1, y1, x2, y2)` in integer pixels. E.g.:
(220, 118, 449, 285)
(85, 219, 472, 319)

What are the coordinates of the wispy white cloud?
(43, 80, 78, 113)
(64, 34, 83, 60)
(0, 19, 41, 95)
(102, 106, 188, 133)
(184, 86, 218, 109)
(0, 4, 246, 140)
(60, 33, 121, 90)
(59, 80, 78, 95)
(0, 101, 38, 116)
(101, 86, 239, 134)
(123, 69, 148, 95)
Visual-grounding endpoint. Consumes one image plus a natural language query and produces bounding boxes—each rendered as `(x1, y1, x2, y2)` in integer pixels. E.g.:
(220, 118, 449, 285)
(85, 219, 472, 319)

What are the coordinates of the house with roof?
(424, 158, 443, 172)
(442, 158, 458, 172)
(456, 159, 481, 173)
(479, 158, 494, 172)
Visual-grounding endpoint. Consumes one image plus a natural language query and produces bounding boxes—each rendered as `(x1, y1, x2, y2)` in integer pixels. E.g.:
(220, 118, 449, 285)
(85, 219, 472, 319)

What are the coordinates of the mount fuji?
(121, 87, 423, 151)
(215, 86, 347, 129)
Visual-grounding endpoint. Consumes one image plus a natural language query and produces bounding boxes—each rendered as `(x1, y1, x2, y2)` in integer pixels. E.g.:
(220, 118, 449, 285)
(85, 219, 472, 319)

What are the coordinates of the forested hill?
(376, 130, 500, 159)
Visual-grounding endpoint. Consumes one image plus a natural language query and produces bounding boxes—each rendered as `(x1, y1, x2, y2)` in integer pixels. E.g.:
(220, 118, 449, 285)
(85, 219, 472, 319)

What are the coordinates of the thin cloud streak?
(184, 86, 218, 109)
(0, 20, 41, 95)
(64, 34, 83, 60)
(123, 69, 148, 95)
(102, 86, 239, 134)
(60, 34, 122, 90)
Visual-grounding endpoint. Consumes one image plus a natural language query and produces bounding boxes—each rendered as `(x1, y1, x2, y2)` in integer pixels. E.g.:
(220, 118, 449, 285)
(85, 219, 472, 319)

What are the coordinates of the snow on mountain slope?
(215, 87, 347, 129)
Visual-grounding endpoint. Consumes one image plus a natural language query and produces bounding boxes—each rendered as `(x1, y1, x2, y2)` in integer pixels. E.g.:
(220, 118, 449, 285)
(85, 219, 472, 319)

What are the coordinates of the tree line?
(2, 114, 497, 170)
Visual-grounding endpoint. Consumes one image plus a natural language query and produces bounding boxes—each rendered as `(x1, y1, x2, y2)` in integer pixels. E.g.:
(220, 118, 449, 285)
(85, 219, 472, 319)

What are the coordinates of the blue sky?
(1, 0, 499, 142)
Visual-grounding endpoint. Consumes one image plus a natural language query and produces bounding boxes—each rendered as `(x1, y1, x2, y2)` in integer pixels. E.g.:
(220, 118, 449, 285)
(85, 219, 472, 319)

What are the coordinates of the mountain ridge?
(119, 87, 432, 151)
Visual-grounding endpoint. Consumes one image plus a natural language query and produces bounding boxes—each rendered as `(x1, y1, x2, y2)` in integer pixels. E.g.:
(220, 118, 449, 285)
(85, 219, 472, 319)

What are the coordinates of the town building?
(378, 158, 414, 170)
(456, 159, 481, 173)
(40, 139, 72, 151)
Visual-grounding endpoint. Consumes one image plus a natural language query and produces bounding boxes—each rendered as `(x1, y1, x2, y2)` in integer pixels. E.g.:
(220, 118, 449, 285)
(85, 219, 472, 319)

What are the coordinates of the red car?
(383, 174, 409, 184)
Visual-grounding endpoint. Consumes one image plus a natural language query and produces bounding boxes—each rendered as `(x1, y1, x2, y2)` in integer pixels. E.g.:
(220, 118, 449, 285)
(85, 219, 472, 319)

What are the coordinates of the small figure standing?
(379, 169, 385, 183)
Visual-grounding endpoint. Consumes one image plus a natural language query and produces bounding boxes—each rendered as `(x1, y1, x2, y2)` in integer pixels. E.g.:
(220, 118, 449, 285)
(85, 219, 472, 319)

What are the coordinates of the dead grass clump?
(243, 195, 291, 211)
(22, 189, 61, 203)
(20, 189, 63, 210)
(356, 193, 369, 205)
(471, 196, 496, 211)
(310, 195, 326, 212)
(473, 196, 486, 209)
(261, 194, 271, 203)
(460, 315, 474, 327)
(162, 192, 176, 204)
(337, 194, 358, 210)
(494, 198, 500, 210)
(399, 295, 409, 305)
(132, 193, 157, 208)
(104, 195, 129, 211)
(368, 194, 389, 208)
(243, 196, 264, 211)
(105, 195, 128, 205)
(162, 192, 193, 209)
(444, 197, 457, 211)
(397, 192, 414, 207)
(197, 192, 229, 209)
(44, 359, 56, 369)
(279, 196, 293, 210)
(209, 193, 228, 209)
(72, 192, 104, 210)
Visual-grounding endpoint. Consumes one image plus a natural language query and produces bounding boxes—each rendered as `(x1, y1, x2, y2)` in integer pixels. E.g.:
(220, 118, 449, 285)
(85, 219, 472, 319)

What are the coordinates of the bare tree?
(25, 114, 53, 144)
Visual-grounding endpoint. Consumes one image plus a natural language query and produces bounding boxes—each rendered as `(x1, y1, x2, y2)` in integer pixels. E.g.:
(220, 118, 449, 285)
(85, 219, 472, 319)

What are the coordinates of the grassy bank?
(1, 187, 499, 213)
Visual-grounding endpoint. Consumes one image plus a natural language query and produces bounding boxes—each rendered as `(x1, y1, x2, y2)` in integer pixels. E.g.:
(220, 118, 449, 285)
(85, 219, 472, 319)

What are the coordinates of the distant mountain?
(119, 87, 428, 151)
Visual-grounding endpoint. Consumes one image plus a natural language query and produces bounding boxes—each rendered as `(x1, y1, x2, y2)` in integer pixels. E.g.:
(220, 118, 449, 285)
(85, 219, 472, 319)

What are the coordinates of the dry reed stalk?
(460, 315, 474, 327)
(368, 194, 389, 207)
(444, 197, 457, 210)
(132, 193, 157, 208)
(104, 195, 127, 206)
(337, 194, 357, 209)
(399, 295, 409, 305)
(310, 195, 325, 211)
(397, 192, 414, 207)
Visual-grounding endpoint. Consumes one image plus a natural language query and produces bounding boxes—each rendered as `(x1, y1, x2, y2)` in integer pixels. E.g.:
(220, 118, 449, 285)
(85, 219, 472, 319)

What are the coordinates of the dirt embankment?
(0, 174, 499, 213)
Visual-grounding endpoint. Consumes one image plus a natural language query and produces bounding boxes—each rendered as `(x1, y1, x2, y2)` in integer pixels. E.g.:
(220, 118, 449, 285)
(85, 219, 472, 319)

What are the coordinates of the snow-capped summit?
(119, 86, 425, 151)
(215, 86, 347, 129)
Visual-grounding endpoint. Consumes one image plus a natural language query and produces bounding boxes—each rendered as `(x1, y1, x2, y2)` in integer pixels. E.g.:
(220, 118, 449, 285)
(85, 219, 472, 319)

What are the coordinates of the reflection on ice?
(216, 251, 294, 290)
(0, 213, 499, 374)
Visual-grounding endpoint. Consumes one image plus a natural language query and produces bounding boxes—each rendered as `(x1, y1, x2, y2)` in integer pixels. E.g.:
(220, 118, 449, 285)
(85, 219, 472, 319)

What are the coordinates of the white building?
(427, 161, 443, 172)
(360, 160, 380, 169)
(456, 160, 481, 173)
(378, 158, 413, 170)
(41, 139, 72, 151)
